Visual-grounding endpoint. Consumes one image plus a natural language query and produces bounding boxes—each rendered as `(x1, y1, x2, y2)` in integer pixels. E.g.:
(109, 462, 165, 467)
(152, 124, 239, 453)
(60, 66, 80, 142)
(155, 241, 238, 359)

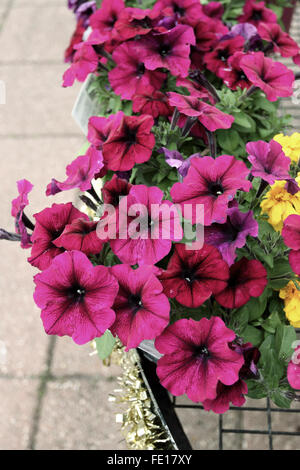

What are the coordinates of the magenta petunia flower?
(170, 155, 251, 226)
(282, 215, 300, 277)
(153, 0, 203, 26)
(205, 206, 258, 266)
(215, 257, 268, 309)
(202, 1, 224, 20)
(159, 243, 229, 308)
(28, 203, 86, 270)
(246, 139, 291, 185)
(108, 42, 166, 100)
(87, 112, 123, 149)
(159, 147, 197, 178)
(155, 317, 244, 402)
(287, 345, 300, 390)
(167, 92, 234, 132)
(62, 43, 99, 87)
(202, 380, 248, 414)
(240, 52, 294, 102)
(11, 179, 34, 249)
(33, 250, 118, 345)
(108, 185, 182, 265)
(238, 0, 277, 26)
(54, 218, 105, 255)
(102, 113, 155, 172)
(231, 339, 261, 380)
(115, 7, 154, 40)
(89, 0, 125, 42)
(137, 24, 195, 78)
(102, 174, 132, 207)
(204, 36, 245, 76)
(218, 51, 251, 91)
(46, 146, 103, 196)
(132, 86, 171, 119)
(257, 23, 299, 58)
(110, 264, 170, 350)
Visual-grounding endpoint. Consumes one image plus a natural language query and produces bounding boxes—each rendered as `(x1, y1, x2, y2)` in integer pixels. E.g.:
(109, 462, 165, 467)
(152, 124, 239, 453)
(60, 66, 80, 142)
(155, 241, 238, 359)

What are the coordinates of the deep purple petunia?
(155, 317, 244, 402)
(54, 218, 105, 255)
(33, 250, 118, 345)
(246, 139, 291, 184)
(102, 174, 132, 207)
(159, 147, 197, 178)
(159, 243, 229, 308)
(205, 206, 258, 266)
(137, 24, 195, 78)
(240, 52, 294, 102)
(108, 42, 166, 100)
(46, 146, 103, 196)
(28, 203, 87, 270)
(282, 214, 300, 277)
(167, 92, 234, 132)
(107, 185, 183, 265)
(110, 265, 170, 350)
(170, 155, 251, 226)
(215, 257, 268, 309)
(11, 179, 34, 249)
(69, 1, 97, 27)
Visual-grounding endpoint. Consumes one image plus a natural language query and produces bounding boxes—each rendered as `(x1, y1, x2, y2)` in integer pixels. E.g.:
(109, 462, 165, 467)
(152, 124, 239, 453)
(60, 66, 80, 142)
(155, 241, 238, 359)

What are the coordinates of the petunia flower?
(89, 0, 125, 42)
(137, 24, 195, 78)
(64, 19, 86, 63)
(110, 264, 170, 350)
(46, 146, 103, 196)
(155, 317, 244, 402)
(287, 345, 300, 390)
(257, 23, 299, 58)
(204, 36, 245, 76)
(114, 7, 154, 40)
(62, 42, 99, 87)
(282, 215, 300, 277)
(108, 185, 183, 265)
(230, 339, 260, 380)
(101, 174, 132, 207)
(246, 139, 291, 185)
(205, 206, 258, 266)
(215, 257, 268, 309)
(159, 243, 229, 308)
(28, 203, 87, 270)
(33, 250, 118, 345)
(202, 1, 224, 20)
(237, 0, 277, 26)
(132, 86, 171, 119)
(11, 179, 34, 249)
(159, 147, 196, 178)
(170, 155, 251, 226)
(102, 113, 155, 172)
(202, 380, 248, 414)
(153, 0, 203, 26)
(53, 218, 105, 255)
(167, 92, 234, 132)
(240, 52, 294, 102)
(87, 112, 123, 149)
(108, 41, 166, 100)
(218, 51, 252, 91)
(71, 1, 97, 27)
(224, 23, 257, 41)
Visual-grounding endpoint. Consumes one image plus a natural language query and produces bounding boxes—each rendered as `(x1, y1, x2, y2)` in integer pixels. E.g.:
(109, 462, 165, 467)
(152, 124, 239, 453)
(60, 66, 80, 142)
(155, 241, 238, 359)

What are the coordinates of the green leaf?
(242, 325, 264, 347)
(275, 324, 296, 360)
(246, 380, 267, 399)
(94, 330, 116, 360)
(271, 389, 292, 409)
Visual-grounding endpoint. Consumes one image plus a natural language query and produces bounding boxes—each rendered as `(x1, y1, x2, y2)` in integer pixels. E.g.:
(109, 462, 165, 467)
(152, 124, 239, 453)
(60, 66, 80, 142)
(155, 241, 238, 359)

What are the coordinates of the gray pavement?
(0, 0, 299, 451)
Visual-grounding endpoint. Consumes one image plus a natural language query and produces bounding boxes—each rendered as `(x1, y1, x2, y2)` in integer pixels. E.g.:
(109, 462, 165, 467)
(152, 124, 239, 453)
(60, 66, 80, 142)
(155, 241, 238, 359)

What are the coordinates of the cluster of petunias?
(1, 0, 300, 413)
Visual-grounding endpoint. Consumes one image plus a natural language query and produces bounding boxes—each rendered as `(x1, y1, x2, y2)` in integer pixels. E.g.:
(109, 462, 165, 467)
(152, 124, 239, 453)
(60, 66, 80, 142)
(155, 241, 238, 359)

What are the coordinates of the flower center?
(159, 43, 171, 57)
(252, 11, 262, 21)
(208, 181, 224, 197)
(173, 5, 185, 16)
(217, 48, 229, 62)
(182, 269, 196, 283)
(128, 293, 143, 313)
(136, 62, 145, 77)
(124, 126, 137, 145)
(68, 285, 86, 302)
(194, 345, 210, 359)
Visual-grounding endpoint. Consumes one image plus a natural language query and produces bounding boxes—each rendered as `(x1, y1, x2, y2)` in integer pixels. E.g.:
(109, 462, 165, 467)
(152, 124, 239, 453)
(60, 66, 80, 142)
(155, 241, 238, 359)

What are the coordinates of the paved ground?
(0, 0, 299, 451)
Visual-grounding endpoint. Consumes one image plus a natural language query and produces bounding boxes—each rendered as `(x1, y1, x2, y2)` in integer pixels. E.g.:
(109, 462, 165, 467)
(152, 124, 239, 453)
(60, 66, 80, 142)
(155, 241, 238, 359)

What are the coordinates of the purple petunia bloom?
(222, 22, 257, 41)
(205, 206, 258, 266)
(246, 139, 291, 184)
(159, 148, 197, 178)
(11, 179, 34, 249)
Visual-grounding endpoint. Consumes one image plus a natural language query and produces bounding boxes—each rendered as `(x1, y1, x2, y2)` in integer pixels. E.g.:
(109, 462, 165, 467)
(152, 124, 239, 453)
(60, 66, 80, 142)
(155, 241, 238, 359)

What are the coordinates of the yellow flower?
(273, 133, 300, 163)
(279, 281, 300, 328)
(260, 175, 300, 232)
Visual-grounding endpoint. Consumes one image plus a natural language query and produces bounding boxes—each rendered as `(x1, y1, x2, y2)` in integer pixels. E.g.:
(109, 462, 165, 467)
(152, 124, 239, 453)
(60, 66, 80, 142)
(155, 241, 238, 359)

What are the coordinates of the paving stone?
(0, 64, 81, 136)
(0, 6, 76, 63)
(35, 378, 128, 450)
(0, 378, 37, 449)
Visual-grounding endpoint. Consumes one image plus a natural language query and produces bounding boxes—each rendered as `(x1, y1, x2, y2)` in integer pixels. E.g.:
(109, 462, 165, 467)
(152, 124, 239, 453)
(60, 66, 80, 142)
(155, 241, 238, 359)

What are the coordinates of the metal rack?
(138, 350, 300, 450)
